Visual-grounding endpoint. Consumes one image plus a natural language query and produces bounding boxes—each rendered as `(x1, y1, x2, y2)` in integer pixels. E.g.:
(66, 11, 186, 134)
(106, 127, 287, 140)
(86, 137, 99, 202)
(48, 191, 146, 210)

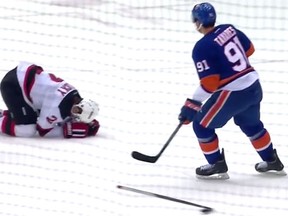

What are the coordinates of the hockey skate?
(196, 148, 229, 180)
(255, 149, 286, 176)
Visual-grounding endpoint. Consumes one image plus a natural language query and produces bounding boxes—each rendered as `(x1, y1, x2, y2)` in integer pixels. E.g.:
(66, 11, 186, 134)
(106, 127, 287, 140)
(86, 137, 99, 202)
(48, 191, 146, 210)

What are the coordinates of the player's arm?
(36, 114, 65, 137)
(36, 117, 99, 138)
(192, 43, 220, 102)
(193, 75, 219, 102)
(178, 44, 219, 124)
(245, 43, 255, 57)
(236, 28, 255, 57)
(36, 123, 62, 137)
(62, 119, 100, 138)
(34, 109, 63, 137)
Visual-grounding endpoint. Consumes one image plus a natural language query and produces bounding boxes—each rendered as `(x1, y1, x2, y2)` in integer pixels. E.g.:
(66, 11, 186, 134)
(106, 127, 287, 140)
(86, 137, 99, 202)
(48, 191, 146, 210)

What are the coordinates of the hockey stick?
(55, 116, 74, 127)
(117, 185, 213, 214)
(131, 122, 183, 163)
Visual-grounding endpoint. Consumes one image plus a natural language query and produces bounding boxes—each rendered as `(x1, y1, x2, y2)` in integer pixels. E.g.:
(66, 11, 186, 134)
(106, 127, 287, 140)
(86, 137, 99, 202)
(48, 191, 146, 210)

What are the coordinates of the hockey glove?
(63, 119, 100, 138)
(87, 119, 100, 136)
(178, 98, 202, 124)
(63, 122, 89, 138)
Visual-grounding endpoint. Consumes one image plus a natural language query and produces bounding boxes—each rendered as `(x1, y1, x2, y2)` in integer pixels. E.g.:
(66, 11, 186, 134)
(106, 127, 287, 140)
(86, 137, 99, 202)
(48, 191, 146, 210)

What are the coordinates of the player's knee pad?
(15, 124, 37, 137)
(239, 121, 264, 137)
(193, 120, 215, 139)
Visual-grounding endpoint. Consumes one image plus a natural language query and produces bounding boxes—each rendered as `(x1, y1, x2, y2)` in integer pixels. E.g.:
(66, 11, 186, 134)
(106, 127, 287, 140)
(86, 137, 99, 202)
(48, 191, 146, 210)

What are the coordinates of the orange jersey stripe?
(246, 43, 255, 57)
(200, 67, 254, 93)
(200, 91, 231, 127)
(200, 74, 220, 93)
(219, 66, 254, 88)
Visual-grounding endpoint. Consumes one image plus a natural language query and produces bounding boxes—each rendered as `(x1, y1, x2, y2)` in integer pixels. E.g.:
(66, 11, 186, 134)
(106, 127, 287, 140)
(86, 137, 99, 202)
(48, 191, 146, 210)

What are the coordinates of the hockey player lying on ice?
(0, 61, 100, 138)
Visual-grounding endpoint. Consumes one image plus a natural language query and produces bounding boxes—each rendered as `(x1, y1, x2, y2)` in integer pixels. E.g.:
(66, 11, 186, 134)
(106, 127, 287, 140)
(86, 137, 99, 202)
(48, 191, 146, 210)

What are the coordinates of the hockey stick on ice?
(131, 122, 183, 163)
(117, 185, 213, 214)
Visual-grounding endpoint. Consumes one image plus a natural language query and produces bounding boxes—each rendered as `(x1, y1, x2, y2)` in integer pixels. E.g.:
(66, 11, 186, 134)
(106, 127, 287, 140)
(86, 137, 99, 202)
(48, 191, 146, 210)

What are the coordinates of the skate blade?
(196, 172, 230, 180)
(257, 169, 287, 176)
(275, 170, 287, 176)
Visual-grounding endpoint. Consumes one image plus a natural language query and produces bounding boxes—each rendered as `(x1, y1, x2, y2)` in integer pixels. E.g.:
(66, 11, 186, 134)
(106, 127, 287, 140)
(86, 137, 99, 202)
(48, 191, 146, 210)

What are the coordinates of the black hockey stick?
(117, 185, 213, 214)
(131, 122, 183, 163)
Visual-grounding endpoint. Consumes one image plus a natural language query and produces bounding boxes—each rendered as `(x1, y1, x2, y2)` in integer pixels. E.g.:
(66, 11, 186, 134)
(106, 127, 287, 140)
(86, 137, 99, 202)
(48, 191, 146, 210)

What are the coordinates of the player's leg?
(192, 82, 267, 178)
(193, 122, 229, 179)
(0, 67, 38, 137)
(192, 90, 241, 179)
(235, 108, 285, 174)
(233, 81, 285, 174)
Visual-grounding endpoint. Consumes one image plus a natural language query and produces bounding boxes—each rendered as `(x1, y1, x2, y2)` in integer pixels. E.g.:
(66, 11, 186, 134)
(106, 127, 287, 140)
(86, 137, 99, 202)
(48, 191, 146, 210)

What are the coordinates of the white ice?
(0, 0, 287, 216)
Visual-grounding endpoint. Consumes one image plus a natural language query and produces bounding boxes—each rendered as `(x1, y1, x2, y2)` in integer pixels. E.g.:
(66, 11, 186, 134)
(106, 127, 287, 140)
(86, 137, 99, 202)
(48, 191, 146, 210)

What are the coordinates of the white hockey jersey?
(16, 61, 80, 137)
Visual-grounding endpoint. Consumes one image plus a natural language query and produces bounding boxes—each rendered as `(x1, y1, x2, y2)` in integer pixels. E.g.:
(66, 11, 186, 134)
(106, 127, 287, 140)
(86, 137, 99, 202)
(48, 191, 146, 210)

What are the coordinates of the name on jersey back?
(214, 26, 236, 46)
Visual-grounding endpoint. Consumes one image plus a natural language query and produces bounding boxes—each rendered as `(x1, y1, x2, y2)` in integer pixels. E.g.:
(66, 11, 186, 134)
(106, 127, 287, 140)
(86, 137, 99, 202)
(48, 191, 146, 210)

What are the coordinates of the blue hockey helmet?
(191, 2, 216, 27)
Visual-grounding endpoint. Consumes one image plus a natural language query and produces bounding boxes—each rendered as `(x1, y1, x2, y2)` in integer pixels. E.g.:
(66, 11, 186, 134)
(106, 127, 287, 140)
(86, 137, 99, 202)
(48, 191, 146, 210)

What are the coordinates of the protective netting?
(0, 0, 287, 216)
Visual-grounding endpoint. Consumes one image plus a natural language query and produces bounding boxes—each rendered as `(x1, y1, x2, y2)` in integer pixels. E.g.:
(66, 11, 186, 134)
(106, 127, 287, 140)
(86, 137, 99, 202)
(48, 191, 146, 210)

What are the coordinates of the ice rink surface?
(0, 0, 288, 216)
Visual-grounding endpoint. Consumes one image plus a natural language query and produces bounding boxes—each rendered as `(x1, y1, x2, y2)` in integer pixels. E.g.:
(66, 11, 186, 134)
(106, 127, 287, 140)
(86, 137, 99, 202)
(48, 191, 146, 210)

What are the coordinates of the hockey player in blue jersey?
(178, 2, 286, 179)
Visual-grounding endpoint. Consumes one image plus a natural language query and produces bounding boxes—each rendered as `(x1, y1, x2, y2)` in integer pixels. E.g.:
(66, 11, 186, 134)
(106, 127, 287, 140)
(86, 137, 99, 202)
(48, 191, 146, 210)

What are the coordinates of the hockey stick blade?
(131, 151, 158, 163)
(131, 122, 183, 163)
(117, 185, 214, 214)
